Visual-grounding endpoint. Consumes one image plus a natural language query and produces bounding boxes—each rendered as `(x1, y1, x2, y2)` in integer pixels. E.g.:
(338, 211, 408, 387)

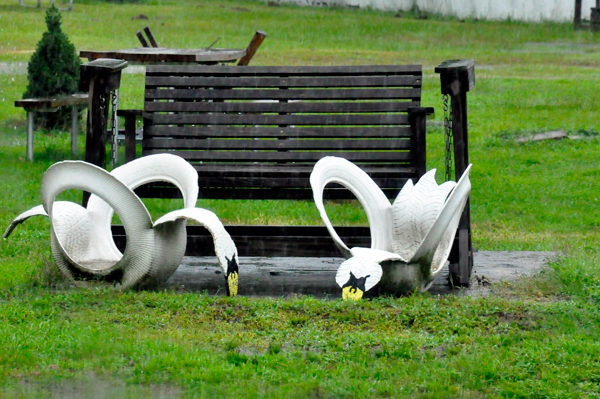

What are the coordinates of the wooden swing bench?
(112, 61, 475, 291)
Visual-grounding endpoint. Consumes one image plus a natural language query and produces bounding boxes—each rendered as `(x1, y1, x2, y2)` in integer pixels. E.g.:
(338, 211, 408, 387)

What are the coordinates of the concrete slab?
(165, 251, 557, 298)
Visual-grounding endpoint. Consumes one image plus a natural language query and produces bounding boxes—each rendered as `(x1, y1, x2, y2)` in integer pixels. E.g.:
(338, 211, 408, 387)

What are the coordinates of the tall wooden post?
(80, 58, 127, 205)
(435, 59, 475, 286)
(575, 0, 583, 29)
(592, 0, 600, 31)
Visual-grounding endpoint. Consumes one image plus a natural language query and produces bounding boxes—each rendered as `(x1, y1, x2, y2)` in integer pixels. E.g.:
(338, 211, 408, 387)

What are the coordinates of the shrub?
(24, 5, 81, 130)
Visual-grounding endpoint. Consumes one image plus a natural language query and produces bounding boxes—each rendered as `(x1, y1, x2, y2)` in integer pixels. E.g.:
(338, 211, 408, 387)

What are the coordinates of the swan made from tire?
(3, 154, 239, 294)
(310, 157, 472, 300)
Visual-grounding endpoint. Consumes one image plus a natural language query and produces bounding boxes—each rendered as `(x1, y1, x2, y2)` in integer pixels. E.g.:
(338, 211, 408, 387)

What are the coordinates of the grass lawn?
(1, 0, 600, 397)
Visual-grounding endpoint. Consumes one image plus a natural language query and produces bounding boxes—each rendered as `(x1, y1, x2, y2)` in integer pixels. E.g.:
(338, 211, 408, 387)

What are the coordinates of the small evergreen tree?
(24, 5, 81, 130)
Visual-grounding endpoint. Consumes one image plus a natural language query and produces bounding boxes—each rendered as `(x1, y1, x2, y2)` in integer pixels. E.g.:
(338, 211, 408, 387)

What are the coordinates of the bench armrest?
(408, 106, 435, 119)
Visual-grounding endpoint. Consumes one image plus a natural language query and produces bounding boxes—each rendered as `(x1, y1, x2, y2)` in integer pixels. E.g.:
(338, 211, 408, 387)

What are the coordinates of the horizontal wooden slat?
(146, 75, 421, 88)
(144, 101, 419, 114)
(112, 224, 372, 257)
(146, 126, 414, 139)
(172, 176, 413, 189)
(137, 176, 412, 191)
(151, 113, 410, 126)
(142, 150, 412, 162)
(145, 88, 421, 101)
(134, 186, 406, 200)
(146, 64, 422, 77)
(190, 164, 417, 178)
(143, 138, 412, 151)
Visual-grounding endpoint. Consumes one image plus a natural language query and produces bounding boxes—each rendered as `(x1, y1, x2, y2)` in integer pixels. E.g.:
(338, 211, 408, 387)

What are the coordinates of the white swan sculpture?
(310, 157, 472, 300)
(3, 154, 239, 294)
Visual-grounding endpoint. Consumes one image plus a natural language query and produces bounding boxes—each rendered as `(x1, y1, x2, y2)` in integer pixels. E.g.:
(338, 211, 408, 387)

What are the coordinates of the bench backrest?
(141, 64, 427, 200)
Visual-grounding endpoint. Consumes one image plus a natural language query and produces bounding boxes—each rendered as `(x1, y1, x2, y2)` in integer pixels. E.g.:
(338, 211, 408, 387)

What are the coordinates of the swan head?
(341, 271, 370, 301)
(225, 254, 239, 297)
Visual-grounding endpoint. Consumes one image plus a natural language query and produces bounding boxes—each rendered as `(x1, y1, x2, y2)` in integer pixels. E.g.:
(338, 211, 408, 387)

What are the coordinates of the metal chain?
(443, 93, 454, 181)
(110, 89, 120, 168)
(99, 94, 106, 137)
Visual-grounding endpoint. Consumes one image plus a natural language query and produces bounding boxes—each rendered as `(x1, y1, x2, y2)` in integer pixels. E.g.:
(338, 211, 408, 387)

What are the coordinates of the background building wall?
(276, 0, 594, 22)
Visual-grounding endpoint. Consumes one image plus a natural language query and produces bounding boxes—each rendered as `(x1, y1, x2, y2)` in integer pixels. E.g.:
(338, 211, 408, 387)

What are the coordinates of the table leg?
(26, 111, 34, 162)
(71, 105, 78, 156)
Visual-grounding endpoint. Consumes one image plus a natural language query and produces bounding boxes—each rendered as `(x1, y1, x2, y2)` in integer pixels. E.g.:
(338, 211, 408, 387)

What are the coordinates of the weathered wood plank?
(145, 75, 422, 88)
(150, 113, 410, 126)
(112, 224, 370, 257)
(187, 164, 417, 177)
(143, 26, 159, 48)
(146, 126, 414, 139)
(145, 88, 422, 101)
(142, 149, 413, 163)
(146, 64, 423, 76)
(237, 30, 267, 66)
(144, 101, 419, 114)
(139, 175, 412, 189)
(134, 186, 404, 200)
(143, 138, 412, 151)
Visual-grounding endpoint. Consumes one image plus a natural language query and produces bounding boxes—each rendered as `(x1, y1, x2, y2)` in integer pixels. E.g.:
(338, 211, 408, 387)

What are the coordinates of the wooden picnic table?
(79, 47, 247, 64)
(14, 94, 88, 161)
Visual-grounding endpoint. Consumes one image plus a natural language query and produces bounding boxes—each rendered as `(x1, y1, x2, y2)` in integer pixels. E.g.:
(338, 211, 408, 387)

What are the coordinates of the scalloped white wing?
(3, 204, 47, 239)
(409, 165, 472, 270)
(310, 157, 393, 259)
(336, 248, 403, 292)
(391, 169, 456, 261)
(41, 161, 155, 287)
(84, 154, 200, 263)
(154, 208, 238, 275)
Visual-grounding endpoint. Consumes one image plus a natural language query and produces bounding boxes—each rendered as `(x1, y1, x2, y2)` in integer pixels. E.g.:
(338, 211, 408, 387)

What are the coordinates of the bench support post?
(118, 109, 143, 163)
(408, 107, 434, 178)
(80, 59, 128, 205)
(26, 111, 34, 162)
(435, 59, 475, 286)
(71, 105, 78, 155)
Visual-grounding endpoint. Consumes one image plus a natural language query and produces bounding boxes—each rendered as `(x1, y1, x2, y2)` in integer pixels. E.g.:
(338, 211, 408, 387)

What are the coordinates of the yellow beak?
(227, 271, 239, 297)
(342, 285, 364, 301)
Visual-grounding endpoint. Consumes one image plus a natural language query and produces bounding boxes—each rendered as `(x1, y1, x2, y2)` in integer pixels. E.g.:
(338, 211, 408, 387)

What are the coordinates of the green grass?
(1, 0, 600, 397)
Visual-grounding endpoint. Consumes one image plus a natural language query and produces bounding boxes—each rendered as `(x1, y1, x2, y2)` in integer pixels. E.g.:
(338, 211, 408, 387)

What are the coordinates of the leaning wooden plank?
(237, 30, 267, 66)
(136, 30, 149, 47)
(143, 26, 159, 48)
